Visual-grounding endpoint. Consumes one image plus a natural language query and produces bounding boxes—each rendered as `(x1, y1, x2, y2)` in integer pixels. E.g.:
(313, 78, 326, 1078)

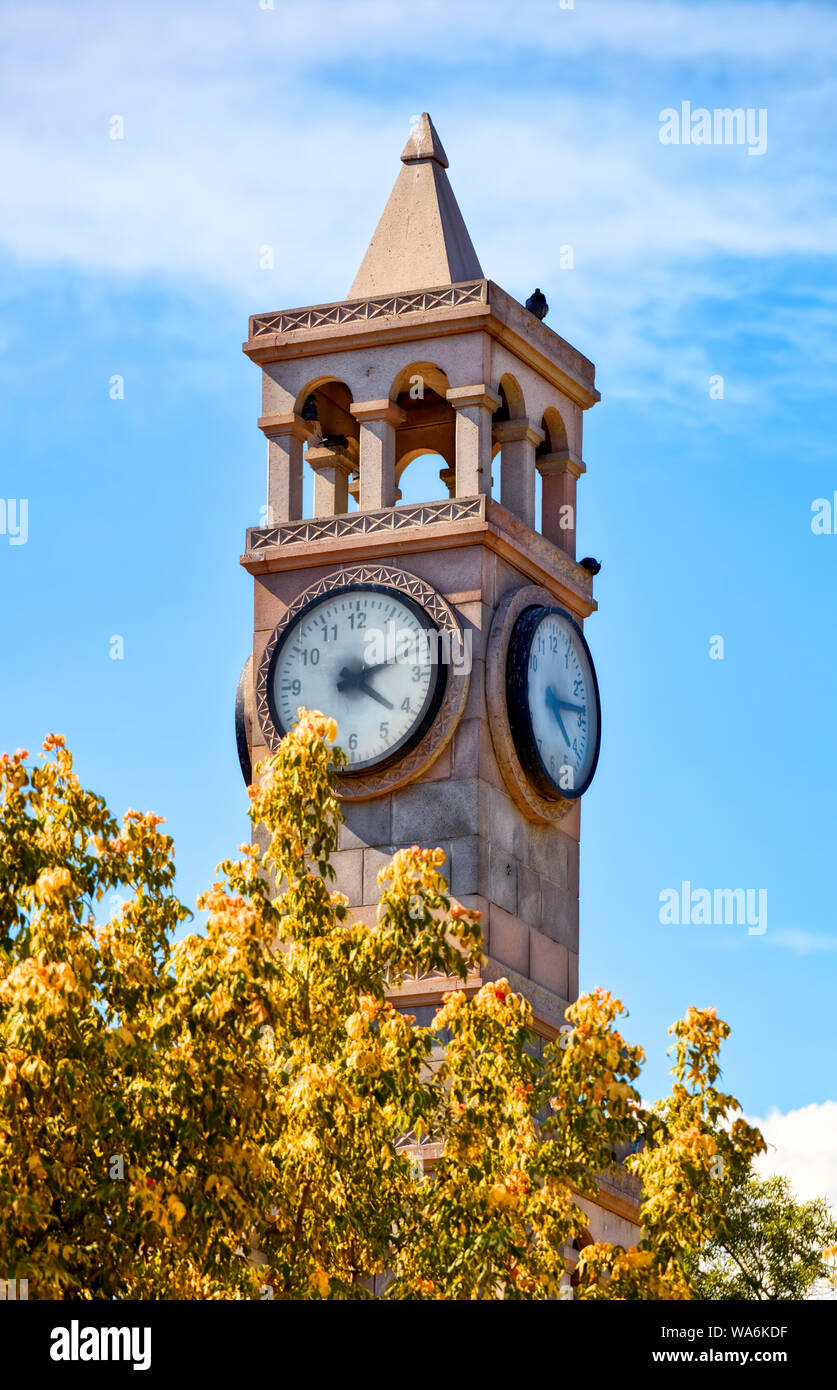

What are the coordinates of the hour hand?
(545, 686, 571, 745)
(337, 665, 361, 692)
(551, 696, 586, 715)
(337, 665, 394, 710)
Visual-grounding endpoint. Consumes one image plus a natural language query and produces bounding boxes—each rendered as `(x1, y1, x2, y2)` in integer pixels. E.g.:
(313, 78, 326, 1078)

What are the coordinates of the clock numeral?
(290, 679, 301, 696)
(379, 721, 389, 740)
(348, 612, 366, 630)
(549, 634, 558, 653)
(401, 697, 412, 713)
(320, 623, 337, 642)
(348, 733, 358, 751)
(531, 654, 538, 671)
(411, 666, 423, 683)
(573, 678, 583, 696)
(300, 647, 320, 666)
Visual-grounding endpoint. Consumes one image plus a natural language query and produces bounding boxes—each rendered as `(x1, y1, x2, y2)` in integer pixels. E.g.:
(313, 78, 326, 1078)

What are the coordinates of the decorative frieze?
(250, 280, 488, 340)
(245, 495, 486, 552)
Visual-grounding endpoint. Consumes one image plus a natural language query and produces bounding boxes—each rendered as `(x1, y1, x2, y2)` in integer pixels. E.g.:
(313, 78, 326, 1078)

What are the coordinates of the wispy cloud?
(767, 929, 837, 956)
(1, 0, 834, 407)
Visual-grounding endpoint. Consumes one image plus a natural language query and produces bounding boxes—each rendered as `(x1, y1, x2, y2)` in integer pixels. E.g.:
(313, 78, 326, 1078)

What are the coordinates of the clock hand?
(357, 680, 394, 710)
(337, 665, 361, 692)
(337, 665, 395, 709)
(545, 686, 571, 745)
(551, 698, 586, 715)
(362, 659, 395, 677)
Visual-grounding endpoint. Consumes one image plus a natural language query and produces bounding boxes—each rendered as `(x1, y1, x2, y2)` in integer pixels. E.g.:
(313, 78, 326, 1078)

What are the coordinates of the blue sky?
(1, 1, 836, 1198)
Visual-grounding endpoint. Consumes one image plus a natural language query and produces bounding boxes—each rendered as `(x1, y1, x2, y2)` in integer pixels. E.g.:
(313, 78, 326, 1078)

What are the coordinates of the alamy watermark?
(0, 1277, 28, 1299)
(362, 621, 472, 675)
(50, 1320, 151, 1371)
(659, 881, 767, 936)
(811, 493, 837, 534)
(659, 103, 767, 156)
(1, 499, 28, 545)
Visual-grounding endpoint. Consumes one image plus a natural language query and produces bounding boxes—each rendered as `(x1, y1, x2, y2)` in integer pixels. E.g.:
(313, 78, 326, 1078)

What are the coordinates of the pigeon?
(525, 288, 549, 321)
(300, 394, 324, 445)
(580, 557, 601, 576)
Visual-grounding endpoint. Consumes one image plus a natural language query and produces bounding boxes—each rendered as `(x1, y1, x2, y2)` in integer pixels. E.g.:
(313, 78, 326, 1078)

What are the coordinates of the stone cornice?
(574, 1181, 642, 1227)
(240, 495, 595, 616)
(244, 279, 599, 410)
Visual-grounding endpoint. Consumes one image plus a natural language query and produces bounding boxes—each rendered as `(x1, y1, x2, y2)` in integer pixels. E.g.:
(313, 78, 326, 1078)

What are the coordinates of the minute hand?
(545, 686, 571, 745)
(357, 680, 393, 711)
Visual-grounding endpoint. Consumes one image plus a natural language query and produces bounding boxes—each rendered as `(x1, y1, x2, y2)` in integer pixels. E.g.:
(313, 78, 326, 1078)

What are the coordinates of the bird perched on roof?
(580, 557, 601, 576)
(525, 288, 549, 320)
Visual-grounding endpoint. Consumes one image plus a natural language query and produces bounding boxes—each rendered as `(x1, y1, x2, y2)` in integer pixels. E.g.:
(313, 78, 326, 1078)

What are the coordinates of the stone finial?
(401, 113, 449, 167)
(348, 113, 483, 298)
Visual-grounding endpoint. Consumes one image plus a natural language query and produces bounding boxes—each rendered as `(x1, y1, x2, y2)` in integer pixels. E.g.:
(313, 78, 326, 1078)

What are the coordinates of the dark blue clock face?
(506, 605, 601, 800)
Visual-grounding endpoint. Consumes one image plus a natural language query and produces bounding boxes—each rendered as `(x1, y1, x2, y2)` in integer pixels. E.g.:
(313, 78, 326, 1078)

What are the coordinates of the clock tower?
(238, 113, 602, 1047)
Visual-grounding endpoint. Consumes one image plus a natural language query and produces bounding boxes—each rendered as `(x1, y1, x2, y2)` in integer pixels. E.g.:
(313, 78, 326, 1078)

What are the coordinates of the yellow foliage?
(0, 719, 764, 1301)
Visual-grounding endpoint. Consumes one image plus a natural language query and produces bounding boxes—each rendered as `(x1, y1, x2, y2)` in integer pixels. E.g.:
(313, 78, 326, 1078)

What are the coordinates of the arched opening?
(569, 1229, 594, 1290)
(390, 362, 455, 503)
(490, 384, 511, 501)
(491, 375, 532, 520)
(535, 406, 570, 533)
(294, 378, 358, 516)
(539, 406, 569, 456)
(395, 449, 451, 505)
(496, 374, 526, 422)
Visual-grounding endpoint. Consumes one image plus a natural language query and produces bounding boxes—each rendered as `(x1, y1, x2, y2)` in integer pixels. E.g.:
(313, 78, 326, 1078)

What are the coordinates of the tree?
(684, 1173, 837, 1300)
(0, 718, 766, 1299)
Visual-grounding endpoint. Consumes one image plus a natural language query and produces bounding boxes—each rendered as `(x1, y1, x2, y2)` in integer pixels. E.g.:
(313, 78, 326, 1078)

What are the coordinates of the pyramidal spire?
(348, 114, 484, 298)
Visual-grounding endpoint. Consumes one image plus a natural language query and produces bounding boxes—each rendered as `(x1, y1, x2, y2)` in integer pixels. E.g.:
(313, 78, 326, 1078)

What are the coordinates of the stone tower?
(238, 114, 601, 1045)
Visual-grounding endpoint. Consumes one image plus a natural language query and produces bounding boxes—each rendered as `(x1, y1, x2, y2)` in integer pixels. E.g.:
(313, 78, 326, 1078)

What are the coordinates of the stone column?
(446, 385, 500, 498)
(439, 462, 456, 498)
(537, 451, 586, 556)
(258, 411, 310, 525)
(492, 420, 545, 528)
(349, 400, 406, 511)
(306, 440, 355, 517)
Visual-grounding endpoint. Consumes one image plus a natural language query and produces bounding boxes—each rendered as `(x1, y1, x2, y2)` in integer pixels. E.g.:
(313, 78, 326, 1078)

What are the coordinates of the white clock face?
(509, 606, 600, 799)
(269, 586, 444, 772)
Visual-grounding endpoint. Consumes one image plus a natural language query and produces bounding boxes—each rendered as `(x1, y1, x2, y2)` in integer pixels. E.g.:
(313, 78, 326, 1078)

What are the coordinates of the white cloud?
(749, 1101, 837, 1210)
(19, 0, 828, 70)
(0, 0, 834, 405)
(1, 2, 832, 280)
(768, 929, 837, 955)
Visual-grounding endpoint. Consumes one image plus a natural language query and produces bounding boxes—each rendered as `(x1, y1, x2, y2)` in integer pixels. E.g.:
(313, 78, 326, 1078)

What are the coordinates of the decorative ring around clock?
(486, 584, 596, 824)
(506, 603, 601, 801)
(255, 562, 470, 801)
